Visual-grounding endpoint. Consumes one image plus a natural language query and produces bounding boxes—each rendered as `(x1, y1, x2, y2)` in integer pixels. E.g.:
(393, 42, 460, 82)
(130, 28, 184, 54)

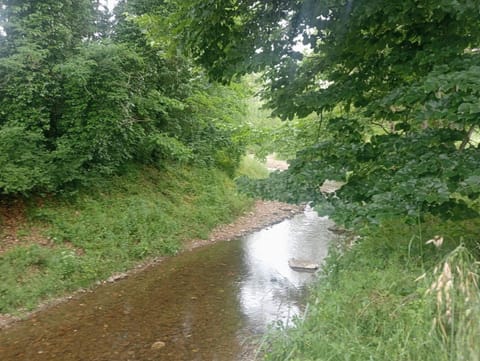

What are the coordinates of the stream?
(0, 207, 334, 361)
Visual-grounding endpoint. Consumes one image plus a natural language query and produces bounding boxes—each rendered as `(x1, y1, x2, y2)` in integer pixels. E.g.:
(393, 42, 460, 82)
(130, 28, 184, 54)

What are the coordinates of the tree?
(0, 0, 250, 194)
(171, 0, 480, 224)
(112, 0, 250, 174)
(0, 0, 104, 193)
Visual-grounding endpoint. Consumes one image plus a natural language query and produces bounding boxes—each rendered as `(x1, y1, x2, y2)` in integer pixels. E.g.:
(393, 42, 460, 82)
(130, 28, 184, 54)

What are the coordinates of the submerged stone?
(151, 341, 166, 350)
(288, 258, 319, 272)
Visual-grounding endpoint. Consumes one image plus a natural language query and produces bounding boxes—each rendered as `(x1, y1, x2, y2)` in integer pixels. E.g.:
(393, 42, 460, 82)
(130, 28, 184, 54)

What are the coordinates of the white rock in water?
(288, 258, 319, 272)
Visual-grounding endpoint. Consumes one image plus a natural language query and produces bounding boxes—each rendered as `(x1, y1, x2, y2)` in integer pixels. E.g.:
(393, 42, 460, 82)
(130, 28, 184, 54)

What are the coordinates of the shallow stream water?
(0, 208, 334, 361)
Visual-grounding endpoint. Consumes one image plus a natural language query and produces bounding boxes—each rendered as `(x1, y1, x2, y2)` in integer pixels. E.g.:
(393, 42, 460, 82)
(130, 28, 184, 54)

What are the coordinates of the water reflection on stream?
(0, 208, 334, 361)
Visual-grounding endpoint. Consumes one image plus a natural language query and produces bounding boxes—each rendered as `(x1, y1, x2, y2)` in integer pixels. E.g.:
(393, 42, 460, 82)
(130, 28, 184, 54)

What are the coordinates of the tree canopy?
(0, 0, 249, 194)
(1, 0, 479, 225)
(171, 0, 480, 225)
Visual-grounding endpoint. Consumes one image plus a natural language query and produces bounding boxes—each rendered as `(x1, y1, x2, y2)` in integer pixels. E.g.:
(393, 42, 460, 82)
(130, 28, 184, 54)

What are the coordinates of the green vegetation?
(240, 75, 321, 161)
(171, 0, 480, 223)
(1, 1, 479, 359)
(236, 155, 269, 180)
(0, 0, 249, 195)
(262, 218, 480, 361)
(0, 165, 251, 313)
(0, 0, 257, 314)
(169, 1, 480, 360)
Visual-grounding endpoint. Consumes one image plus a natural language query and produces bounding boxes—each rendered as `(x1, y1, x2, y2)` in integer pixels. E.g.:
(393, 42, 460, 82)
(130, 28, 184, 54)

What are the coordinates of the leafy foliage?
(0, 0, 249, 194)
(172, 0, 480, 224)
(0, 127, 51, 193)
(169, 0, 304, 82)
(240, 116, 480, 225)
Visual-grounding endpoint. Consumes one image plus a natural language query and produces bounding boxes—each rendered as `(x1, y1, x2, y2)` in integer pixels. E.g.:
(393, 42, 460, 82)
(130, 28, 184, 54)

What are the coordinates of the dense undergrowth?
(0, 164, 252, 314)
(262, 217, 480, 361)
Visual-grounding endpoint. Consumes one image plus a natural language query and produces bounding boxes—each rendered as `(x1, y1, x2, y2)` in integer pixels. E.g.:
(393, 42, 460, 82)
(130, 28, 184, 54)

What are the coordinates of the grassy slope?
(263, 217, 480, 361)
(0, 164, 252, 314)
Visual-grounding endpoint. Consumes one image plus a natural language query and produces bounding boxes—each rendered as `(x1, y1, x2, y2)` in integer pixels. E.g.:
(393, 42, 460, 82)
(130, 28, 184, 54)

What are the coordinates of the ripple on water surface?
(0, 208, 334, 361)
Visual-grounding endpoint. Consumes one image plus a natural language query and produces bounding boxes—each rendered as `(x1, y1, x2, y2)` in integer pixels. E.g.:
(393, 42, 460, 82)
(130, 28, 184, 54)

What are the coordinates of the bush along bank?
(0, 164, 252, 315)
(262, 217, 480, 361)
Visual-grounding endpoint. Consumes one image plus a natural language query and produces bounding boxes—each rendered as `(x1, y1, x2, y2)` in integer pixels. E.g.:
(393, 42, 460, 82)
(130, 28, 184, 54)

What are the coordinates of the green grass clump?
(262, 217, 480, 361)
(0, 164, 252, 314)
(236, 155, 269, 179)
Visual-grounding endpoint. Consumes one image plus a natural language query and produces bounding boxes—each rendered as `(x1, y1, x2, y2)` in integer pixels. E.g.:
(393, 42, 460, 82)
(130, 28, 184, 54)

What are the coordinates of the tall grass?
(0, 164, 252, 313)
(262, 217, 480, 361)
(236, 155, 269, 179)
(425, 247, 480, 361)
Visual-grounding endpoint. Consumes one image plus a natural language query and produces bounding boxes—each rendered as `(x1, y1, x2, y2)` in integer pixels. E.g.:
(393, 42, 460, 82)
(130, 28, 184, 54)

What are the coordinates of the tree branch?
(371, 121, 391, 134)
(459, 124, 476, 151)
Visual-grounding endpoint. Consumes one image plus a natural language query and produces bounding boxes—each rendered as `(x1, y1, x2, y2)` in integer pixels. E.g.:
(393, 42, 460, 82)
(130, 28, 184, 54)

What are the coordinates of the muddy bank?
(0, 200, 303, 331)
